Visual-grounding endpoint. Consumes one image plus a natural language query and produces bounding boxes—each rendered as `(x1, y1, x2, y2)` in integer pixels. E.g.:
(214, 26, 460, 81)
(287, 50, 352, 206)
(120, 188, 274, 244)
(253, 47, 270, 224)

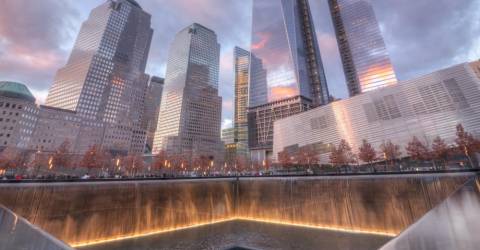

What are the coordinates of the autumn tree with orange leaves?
(278, 151, 294, 169)
(329, 140, 356, 171)
(81, 145, 110, 174)
(51, 140, 72, 169)
(431, 136, 450, 169)
(235, 156, 248, 174)
(455, 124, 479, 167)
(152, 150, 168, 173)
(358, 139, 377, 165)
(380, 140, 401, 170)
(296, 146, 319, 170)
(406, 136, 431, 162)
(124, 154, 144, 177)
(0, 147, 29, 174)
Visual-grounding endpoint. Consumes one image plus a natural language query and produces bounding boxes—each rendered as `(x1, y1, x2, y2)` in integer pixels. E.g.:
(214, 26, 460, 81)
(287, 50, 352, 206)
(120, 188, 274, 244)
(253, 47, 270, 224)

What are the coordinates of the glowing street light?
(48, 157, 53, 170)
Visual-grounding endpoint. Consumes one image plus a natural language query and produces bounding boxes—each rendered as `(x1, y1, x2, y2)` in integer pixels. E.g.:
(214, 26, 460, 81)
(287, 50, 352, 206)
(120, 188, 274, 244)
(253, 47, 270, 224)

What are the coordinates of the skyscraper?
(329, 0, 397, 96)
(143, 76, 164, 153)
(248, 0, 330, 162)
(233, 47, 250, 157)
(153, 23, 222, 162)
(45, 0, 153, 154)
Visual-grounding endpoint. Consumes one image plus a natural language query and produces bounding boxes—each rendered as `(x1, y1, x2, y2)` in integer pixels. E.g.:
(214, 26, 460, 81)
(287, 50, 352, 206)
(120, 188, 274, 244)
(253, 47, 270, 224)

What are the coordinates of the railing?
(0, 168, 478, 184)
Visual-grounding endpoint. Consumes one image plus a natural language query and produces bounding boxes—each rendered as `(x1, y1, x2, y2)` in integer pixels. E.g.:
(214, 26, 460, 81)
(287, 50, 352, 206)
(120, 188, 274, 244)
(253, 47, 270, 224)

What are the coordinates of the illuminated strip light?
(236, 217, 397, 237)
(71, 218, 237, 248)
(71, 217, 396, 247)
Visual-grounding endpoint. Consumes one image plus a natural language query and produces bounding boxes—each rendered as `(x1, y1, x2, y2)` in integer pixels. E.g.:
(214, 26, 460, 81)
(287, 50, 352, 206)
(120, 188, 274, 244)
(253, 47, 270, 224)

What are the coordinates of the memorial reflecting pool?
(0, 172, 478, 250)
(78, 220, 392, 250)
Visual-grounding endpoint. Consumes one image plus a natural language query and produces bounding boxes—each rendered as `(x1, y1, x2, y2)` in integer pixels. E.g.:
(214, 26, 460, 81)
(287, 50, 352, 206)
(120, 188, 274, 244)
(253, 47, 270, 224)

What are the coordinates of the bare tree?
(380, 140, 401, 171)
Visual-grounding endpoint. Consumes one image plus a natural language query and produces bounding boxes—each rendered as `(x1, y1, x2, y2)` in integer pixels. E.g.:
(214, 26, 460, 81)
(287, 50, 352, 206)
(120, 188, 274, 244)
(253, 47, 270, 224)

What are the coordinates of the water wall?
(381, 176, 480, 250)
(0, 173, 475, 247)
(236, 174, 474, 235)
(0, 179, 236, 247)
(0, 205, 73, 250)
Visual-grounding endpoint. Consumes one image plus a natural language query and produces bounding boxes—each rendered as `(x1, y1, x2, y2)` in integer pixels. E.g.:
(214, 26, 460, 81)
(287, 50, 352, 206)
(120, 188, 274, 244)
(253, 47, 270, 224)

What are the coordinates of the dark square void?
(78, 220, 392, 250)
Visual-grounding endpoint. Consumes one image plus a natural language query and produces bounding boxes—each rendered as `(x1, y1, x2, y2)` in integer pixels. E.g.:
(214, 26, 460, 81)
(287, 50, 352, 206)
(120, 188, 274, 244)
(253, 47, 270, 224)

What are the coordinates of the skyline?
(1, 0, 479, 129)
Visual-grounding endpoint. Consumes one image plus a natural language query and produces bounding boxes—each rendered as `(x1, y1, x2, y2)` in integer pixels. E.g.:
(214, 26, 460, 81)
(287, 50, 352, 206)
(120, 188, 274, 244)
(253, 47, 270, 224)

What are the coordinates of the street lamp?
(116, 158, 121, 174)
(48, 157, 53, 170)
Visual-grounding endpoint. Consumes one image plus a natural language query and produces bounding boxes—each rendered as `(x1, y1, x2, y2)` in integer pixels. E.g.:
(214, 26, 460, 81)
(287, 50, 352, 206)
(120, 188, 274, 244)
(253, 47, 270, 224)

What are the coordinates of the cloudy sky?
(0, 0, 479, 129)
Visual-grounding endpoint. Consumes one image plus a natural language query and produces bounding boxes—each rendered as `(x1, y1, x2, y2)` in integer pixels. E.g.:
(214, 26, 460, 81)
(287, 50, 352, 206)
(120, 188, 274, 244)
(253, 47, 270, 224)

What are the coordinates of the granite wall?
(0, 173, 474, 247)
(0, 205, 72, 250)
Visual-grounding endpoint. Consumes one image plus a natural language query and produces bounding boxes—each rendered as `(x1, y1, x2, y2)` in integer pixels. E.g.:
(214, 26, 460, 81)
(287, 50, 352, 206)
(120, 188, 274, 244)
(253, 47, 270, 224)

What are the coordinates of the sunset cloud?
(0, 0, 478, 128)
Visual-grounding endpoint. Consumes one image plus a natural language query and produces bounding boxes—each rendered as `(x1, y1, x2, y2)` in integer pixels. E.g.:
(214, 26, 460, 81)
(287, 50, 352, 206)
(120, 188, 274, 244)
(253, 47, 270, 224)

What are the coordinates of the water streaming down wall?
(0, 173, 474, 247)
(235, 174, 474, 235)
(0, 179, 236, 246)
(381, 176, 480, 250)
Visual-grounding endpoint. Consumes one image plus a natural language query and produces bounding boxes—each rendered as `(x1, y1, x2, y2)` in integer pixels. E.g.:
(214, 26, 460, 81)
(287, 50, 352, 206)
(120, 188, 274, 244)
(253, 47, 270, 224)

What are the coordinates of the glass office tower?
(329, 0, 397, 96)
(45, 0, 153, 153)
(248, 0, 330, 162)
(143, 76, 164, 153)
(153, 23, 223, 163)
(234, 47, 250, 157)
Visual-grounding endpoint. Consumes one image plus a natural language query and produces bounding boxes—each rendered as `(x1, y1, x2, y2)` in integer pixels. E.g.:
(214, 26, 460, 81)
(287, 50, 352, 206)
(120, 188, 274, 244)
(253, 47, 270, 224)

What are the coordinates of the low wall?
(0, 205, 72, 250)
(0, 173, 475, 247)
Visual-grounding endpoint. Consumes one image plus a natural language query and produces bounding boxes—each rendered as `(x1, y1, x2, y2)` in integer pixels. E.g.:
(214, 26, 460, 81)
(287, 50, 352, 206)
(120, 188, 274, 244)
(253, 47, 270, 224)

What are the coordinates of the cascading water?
(0, 173, 475, 249)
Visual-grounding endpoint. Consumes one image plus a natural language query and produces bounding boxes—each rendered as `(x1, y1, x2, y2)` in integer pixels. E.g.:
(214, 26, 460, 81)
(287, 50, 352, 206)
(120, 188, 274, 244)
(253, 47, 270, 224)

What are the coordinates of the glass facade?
(329, 0, 398, 96)
(45, 0, 153, 153)
(248, 0, 329, 162)
(234, 47, 250, 156)
(250, 0, 329, 107)
(143, 76, 164, 152)
(153, 23, 222, 161)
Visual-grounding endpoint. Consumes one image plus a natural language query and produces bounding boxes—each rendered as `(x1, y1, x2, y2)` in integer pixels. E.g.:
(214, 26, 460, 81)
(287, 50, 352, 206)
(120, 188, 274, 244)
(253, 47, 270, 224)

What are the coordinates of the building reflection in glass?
(249, 0, 329, 107)
(329, 0, 398, 96)
(248, 0, 330, 162)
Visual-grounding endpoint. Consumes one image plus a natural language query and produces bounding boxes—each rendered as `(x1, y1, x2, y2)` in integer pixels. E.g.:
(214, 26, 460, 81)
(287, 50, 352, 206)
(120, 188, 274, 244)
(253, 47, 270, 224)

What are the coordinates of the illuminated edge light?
(71, 218, 236, 248)
(236, 217, 397, 237)
(70, 217, 396, 247)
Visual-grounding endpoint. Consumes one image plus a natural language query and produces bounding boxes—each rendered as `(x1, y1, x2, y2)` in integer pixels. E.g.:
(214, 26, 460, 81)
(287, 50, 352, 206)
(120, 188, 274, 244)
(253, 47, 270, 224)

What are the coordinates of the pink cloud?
(222, 99, 234, 112)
